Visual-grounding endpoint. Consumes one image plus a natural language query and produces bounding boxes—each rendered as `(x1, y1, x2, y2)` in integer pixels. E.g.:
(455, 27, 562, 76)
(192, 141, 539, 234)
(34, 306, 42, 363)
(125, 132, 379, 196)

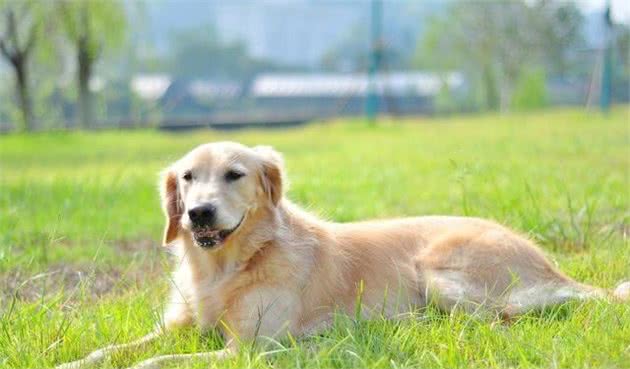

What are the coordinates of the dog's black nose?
(188, 204, 216, 226)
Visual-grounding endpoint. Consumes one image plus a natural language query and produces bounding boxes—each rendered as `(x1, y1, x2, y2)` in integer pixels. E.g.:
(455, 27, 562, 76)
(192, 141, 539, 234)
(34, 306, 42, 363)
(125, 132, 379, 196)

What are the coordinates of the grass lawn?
(0, 107, 629, 368)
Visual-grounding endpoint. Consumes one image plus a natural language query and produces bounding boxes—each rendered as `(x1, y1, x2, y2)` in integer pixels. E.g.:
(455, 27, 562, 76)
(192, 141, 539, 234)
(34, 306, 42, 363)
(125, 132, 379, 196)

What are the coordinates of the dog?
(57, 142, 630, 369)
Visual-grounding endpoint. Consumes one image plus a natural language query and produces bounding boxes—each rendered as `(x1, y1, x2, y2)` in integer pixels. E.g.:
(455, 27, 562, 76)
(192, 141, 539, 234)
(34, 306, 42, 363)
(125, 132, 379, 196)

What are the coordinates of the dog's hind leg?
(417, 229, 622, 320)
(54, 330, 162, 369)
(501, 282, 606, 318)
(503, 280, 630, 318)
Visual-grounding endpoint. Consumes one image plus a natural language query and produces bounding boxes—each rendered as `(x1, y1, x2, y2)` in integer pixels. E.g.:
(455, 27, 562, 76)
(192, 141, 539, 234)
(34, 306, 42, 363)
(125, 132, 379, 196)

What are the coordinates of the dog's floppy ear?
(160, 169, 183, 246)
(254, 146, 284, 206)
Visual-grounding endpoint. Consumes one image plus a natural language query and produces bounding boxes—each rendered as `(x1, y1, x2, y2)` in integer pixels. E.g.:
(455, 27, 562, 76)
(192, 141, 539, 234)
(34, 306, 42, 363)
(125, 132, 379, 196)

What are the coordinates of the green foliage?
(0, 108, 629, 368)
(56, 0, 126, 60)
(433, 80, 459, 114)
(167, 26, 275, 80)
(320, 22, 369, 72)
(512, 68, 548, 111)
(614, 24, 630, 79)
(414, 1, 583, 112)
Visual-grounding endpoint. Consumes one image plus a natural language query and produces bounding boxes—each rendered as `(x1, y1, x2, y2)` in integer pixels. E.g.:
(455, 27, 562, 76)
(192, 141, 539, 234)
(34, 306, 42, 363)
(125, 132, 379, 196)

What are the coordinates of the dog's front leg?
(125, 345, 235, 369)
(55, 287, 195, 369)
(54, 329, 162, 369)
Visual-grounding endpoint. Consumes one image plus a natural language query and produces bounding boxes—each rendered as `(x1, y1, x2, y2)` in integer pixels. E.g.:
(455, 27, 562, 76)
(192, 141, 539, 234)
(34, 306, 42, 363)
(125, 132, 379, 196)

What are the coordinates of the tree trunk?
(1, 8, 35, 132)
(77, 39, 93, 129)
(14, 58, 34, 132)
(482, 63, 499, 111)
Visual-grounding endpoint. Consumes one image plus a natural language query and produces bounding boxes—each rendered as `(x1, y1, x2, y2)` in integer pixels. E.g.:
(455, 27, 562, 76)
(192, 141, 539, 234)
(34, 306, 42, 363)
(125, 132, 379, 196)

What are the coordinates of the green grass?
(1, 107, 629, 368)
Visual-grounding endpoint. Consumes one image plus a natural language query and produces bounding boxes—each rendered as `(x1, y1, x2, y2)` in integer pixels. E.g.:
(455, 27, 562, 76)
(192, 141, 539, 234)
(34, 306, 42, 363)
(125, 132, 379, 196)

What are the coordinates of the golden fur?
(56, 142, 629, 369)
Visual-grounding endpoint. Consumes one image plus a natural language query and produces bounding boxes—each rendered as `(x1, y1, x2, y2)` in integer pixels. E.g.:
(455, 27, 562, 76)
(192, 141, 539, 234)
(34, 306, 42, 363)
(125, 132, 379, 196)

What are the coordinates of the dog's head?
(159, 142, 284, 250)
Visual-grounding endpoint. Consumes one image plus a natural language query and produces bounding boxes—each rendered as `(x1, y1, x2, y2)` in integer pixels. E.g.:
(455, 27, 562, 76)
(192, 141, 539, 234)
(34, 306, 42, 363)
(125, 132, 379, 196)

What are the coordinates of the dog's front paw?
(614, 281, 630, 301)
(126, 356, 170, 369)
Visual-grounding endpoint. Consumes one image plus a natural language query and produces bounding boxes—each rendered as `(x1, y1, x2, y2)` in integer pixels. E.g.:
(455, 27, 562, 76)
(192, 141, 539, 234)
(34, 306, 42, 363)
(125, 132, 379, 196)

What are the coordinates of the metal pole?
(366, 0, 382, 123)
(600, 0, 612, 112)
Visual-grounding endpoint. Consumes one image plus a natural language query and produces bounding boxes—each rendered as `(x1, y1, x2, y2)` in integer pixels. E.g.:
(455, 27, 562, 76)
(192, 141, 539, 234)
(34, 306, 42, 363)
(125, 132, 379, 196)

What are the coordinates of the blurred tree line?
(412, 0, 629, 112)
(0, 0, 272, 132)
(162, 27, 277, 80)
(0, 0, 628, 132)
(322, 0, 628, 114)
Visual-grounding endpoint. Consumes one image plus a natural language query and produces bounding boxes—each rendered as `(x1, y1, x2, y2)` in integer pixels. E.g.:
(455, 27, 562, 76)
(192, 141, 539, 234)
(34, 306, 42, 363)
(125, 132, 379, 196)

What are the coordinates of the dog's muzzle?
(191, 215, 244, 249)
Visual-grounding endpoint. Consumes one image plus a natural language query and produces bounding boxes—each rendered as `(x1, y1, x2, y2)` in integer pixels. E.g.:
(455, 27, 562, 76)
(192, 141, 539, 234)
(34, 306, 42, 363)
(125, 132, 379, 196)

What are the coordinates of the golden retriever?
(57, 142, 629, 369)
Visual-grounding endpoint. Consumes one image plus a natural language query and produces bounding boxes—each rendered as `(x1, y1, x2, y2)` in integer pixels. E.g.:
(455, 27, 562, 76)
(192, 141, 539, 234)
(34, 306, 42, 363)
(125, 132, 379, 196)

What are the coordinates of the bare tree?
(57, 0, 126, 129)
(0, 0, 42, 131)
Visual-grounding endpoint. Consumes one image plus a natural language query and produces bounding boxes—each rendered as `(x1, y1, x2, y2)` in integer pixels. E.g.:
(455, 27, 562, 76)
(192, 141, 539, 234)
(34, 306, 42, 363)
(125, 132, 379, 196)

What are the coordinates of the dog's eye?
(225, 170, 245, 182)
(182, 171, 193, 182)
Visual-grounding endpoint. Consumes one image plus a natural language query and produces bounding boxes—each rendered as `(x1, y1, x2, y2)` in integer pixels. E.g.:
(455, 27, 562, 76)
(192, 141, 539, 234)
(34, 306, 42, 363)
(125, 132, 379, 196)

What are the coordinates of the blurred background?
(0, 0, 628, 132)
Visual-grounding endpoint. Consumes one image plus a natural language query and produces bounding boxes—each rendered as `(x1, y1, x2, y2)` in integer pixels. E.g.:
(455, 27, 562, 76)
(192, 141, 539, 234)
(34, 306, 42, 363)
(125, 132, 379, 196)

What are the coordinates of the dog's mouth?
(191, 216, 244, 249)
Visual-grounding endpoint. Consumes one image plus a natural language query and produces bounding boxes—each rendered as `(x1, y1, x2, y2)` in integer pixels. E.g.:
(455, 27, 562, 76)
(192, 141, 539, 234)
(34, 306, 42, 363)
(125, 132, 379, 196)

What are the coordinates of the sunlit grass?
(0, 107, 628, 368)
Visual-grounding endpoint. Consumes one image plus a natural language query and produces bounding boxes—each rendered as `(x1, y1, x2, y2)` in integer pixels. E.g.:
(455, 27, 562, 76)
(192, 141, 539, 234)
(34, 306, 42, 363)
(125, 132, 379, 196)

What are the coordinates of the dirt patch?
(47, 237, 161, 253)
(114, 238, 161, 253)
(0, 240, 168, 304)
(1, 263, 165, 305)
(608, 220, 629, 238)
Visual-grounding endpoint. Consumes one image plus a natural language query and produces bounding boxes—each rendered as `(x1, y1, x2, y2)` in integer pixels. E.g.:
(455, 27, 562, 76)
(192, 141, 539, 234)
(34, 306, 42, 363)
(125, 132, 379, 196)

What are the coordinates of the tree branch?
(94, 38, 103, 61)
(0, 38, 11, 59)
(7, 7, 22, 56)
(23, 22, 37, 55)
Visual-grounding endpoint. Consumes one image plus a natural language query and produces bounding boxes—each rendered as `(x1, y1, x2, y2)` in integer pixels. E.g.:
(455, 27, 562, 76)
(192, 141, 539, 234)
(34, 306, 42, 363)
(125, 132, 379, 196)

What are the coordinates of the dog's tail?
(612, 281, 630, 302)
